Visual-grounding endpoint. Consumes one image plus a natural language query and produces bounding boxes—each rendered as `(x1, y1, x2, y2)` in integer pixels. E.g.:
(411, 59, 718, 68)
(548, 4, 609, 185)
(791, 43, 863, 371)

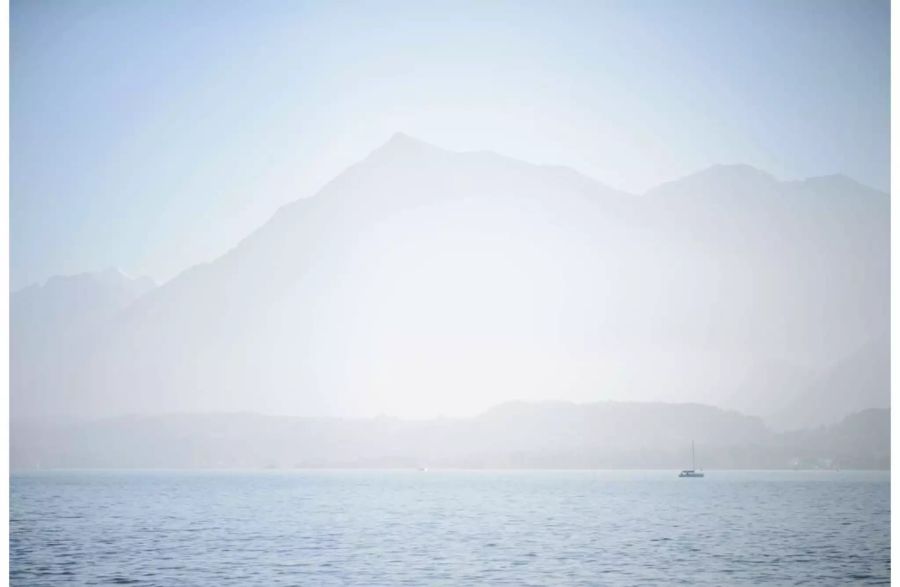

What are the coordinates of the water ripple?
(10, 470, 891, 585)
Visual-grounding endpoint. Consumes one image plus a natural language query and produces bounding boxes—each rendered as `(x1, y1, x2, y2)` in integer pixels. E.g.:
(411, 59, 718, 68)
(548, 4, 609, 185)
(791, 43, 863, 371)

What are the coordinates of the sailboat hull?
(679, 470, 704, 478)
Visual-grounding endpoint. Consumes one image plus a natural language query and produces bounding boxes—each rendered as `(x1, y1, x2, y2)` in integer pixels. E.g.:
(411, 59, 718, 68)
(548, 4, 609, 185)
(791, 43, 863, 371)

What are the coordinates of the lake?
(10, 470, 890, 585)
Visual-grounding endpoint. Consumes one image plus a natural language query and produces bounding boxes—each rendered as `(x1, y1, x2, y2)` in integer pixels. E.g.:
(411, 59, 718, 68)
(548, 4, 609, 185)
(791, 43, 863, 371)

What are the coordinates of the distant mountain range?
(11, 402, 888, 470)
(11, 134, 889, 433)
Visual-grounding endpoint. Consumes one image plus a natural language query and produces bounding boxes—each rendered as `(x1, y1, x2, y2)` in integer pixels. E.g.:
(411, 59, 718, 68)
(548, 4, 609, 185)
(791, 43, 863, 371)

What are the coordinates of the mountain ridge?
(11, 135, 889, 431)
(10, 401, 888, 471)
(26, 135, 885, 293)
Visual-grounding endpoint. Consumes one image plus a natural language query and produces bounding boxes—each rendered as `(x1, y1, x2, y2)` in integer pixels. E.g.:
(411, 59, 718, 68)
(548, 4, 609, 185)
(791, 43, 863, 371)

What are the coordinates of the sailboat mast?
(692, 440, 695, 470)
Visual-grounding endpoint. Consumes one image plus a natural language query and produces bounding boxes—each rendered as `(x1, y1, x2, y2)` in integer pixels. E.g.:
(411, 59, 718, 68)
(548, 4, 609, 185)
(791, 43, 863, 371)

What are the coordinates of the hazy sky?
(11, 0, 889, 290)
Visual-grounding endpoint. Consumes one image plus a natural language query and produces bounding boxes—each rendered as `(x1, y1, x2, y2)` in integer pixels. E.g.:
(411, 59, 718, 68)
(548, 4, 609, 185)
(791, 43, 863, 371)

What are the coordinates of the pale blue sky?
(11, 0, 890, 289)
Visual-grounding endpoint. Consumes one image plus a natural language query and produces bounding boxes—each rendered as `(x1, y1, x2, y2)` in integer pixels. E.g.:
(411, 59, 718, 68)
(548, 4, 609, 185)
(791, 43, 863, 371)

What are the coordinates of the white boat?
(679, 440, 705, 478)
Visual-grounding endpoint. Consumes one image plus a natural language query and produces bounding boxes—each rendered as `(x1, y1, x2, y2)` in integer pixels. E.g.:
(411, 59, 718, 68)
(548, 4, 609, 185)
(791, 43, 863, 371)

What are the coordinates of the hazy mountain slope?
(12, 268, 155, 330)
(10, 135, 889, 428)
(643, 167, 888, 366)
(777, 408, 890, 469)
(10, 402, 888, 471)
(64, 134, 643, 419)
(770, 337, 890, 430)
(641, 165, 889, 427)
(11, 269, 155, 423)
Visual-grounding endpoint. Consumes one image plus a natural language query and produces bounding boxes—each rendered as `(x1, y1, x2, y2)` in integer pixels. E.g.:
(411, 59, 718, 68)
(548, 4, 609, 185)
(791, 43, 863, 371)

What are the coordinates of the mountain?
(11, 269, 155, 423)
(10, 135, 889, 429)
(10, 402, 888, 470)
(770, 337, 890, 430)
(12, 267, 154, 327)
(777, 408, 890, 470)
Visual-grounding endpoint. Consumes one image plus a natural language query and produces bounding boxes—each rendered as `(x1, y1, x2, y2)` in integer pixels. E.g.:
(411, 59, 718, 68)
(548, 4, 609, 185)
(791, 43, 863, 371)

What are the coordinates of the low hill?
(11, 402, 888, 470)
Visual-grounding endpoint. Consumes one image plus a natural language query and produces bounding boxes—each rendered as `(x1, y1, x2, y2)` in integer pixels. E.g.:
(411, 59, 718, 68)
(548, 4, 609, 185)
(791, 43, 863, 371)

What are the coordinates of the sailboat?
(678, 440, 705, 478)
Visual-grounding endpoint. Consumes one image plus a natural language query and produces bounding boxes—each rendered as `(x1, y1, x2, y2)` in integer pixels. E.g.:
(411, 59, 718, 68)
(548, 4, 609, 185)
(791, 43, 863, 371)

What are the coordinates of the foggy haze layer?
(11, 135, 889, 430)
(12, 403, 888, 471)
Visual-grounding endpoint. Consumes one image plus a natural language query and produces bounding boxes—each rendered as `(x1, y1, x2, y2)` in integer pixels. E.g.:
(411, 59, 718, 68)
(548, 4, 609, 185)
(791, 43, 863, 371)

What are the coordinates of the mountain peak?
(383, 132, 436, 151)
(386, 131, 418, 145)
(646, 163, 780, 197)
(797, 173, 884, 195)
(356, 132, 448, 170)
(685, 163, 778, 186)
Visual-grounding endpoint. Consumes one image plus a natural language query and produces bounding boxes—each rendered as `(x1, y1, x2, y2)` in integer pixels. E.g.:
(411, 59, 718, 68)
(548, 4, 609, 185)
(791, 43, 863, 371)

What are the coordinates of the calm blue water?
(10, 470, 890, 585)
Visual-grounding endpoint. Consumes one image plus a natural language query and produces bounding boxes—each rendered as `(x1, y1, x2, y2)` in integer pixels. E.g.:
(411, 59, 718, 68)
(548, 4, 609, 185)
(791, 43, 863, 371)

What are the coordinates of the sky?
(10, 0, 890, 290)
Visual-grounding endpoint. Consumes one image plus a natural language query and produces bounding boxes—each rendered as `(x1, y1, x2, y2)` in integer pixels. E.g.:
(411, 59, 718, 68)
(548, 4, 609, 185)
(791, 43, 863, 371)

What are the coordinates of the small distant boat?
(679, 440, 705, 478)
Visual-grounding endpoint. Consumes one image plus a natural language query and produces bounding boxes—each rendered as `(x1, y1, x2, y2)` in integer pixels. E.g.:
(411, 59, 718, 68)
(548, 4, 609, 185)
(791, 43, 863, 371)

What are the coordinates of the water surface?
(10, 470, 890, 585)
